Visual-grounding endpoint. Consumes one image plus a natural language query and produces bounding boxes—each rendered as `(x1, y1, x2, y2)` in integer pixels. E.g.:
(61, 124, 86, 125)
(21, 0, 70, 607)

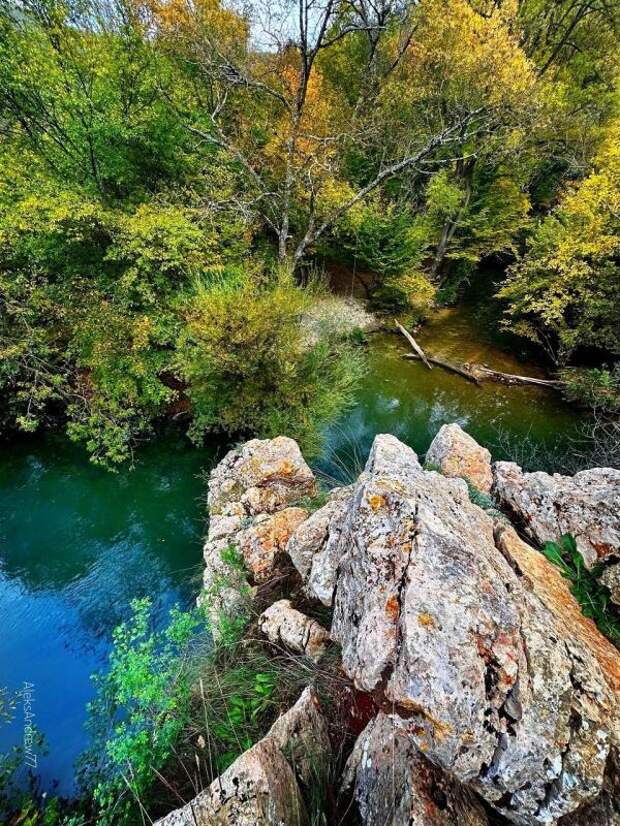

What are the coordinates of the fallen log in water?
(401, 354, 561, 388)
(466, 364, 562, 388)
(402, 353, 481, 384)
(395, 319, 433, 369)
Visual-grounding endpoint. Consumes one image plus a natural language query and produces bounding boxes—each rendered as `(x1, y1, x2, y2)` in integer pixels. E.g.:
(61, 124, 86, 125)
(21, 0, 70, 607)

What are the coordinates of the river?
(0, 302, 586, 797)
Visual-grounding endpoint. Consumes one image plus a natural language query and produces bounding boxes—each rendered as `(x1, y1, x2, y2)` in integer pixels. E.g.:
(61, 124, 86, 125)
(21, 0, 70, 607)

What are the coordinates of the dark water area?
(0, 297, 588, 797)
(0, 434, 226, 796)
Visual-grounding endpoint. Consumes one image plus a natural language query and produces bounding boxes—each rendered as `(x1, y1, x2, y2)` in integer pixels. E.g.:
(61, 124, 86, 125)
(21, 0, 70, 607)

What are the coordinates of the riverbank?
(0, 298, 596, 800)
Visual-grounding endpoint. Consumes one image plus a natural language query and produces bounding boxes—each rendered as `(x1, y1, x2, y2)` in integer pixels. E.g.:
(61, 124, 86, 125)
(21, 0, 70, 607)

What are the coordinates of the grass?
(542, 534, 620, 648)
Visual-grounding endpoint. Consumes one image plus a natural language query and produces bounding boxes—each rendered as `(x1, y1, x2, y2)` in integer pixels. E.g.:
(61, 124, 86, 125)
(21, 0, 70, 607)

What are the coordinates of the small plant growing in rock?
(542, 534, 620, 647)
(219, 543, 247, 572)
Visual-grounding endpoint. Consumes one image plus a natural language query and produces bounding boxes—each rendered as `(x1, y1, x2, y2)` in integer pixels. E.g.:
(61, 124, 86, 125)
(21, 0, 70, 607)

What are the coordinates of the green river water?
(0, 303, 586, 796)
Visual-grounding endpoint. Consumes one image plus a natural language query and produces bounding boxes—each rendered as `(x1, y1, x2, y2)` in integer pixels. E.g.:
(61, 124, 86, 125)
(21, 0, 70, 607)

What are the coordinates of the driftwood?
(401, 353, 561, 389)
(395, 319, 433, 369)
(402, 353, 481, 384)
(466, 365, 562, 388)
(396, 318, 561, 390)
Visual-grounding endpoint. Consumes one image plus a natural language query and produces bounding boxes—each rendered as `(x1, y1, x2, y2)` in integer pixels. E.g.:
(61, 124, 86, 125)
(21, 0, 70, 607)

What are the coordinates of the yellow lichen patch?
(396, 699, 453, 741)
(368, 493, 386, 512)
(276, 459, 294, 476)
(418, 613, 435, 628)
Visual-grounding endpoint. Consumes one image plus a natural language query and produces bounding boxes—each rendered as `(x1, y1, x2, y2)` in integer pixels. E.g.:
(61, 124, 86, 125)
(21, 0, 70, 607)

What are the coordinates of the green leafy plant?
(542, 534, 620, 647)
(209, 669, 276, 772)
(79, 598, 209, 825)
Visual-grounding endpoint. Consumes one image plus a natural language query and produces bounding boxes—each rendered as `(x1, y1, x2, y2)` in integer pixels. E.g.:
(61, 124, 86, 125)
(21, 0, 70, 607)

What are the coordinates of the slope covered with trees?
(1, 0, 619, 467)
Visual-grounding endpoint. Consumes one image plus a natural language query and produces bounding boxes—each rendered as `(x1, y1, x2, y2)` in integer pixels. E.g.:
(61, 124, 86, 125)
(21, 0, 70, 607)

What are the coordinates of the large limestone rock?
(286, 485, 353, 606)
(154, 687, 329, 826)
(202, 438, 316, 631)
(331, 434, 620, 825)
(208, 436, 317, 522)
(426, 422, 493, 493)
(493, 462, 620, 567)
(342, 712, 490, 826)
(258, 599, 330, 662)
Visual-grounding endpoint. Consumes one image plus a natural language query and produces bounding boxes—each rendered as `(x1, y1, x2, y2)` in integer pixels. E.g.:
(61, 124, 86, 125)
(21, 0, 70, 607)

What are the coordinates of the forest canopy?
(1, 0, 619, 464)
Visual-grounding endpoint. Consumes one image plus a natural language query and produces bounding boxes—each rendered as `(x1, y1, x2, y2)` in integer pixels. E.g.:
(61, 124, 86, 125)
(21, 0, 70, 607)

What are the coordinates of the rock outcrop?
(154, 687, 329, 826)
(331, 434, 620, 825)
(201, 438, 317, 632)
(426, 422, 493, 493)
(493, 462, 620, 567)
(183, 427, 620, 826)
(207, 436, 317, 523)
(258, 599, 330, 662)
(286, 485, 353, 606)
(601, 563, 620, 607)
(343, 712, 490, 826)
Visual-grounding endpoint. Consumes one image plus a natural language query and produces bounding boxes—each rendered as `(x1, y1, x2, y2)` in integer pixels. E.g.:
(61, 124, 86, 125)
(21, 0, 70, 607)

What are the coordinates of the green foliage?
(542, 534, 620, 647)
(1, 0, 619, 460)
(333, 201, 437, 321)
(559, 365, 620, 414)
(79, 598, 208, 824)
(177, 270, 365, 457)
(207, 668, 276, 772)
(219, 543, 247, 572)
(500, 120, 620, 365)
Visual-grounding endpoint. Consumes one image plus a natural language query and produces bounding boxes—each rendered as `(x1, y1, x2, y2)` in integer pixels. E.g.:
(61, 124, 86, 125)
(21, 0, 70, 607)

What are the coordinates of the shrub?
(177, 270, 365, 457)
(559, 365, 620, 414)
(79, 598, 209, 825)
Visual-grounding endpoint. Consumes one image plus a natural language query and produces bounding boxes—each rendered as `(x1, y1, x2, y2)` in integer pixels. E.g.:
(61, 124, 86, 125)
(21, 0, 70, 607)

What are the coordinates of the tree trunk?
(429, 156, 475, 282)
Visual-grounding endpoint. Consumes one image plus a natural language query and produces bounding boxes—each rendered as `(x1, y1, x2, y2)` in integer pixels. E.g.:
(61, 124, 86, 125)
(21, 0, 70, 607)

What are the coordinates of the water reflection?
(0, 434, 214, 795)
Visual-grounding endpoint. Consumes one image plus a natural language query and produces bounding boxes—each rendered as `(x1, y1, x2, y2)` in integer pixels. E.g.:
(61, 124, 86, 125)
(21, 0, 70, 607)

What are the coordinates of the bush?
(559, 365, 620, 414)
(79, 586, 350, 825)
(79, 599, 209, 825)
(177, 270, 365, 456)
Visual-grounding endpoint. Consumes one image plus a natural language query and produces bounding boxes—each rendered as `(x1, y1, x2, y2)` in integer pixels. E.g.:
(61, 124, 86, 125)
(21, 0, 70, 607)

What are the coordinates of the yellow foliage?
(386, 0, 537, 114)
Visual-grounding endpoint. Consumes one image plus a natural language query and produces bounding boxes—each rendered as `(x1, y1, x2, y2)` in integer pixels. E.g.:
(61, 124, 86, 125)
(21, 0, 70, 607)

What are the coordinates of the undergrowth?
(542, 534, 620, 648)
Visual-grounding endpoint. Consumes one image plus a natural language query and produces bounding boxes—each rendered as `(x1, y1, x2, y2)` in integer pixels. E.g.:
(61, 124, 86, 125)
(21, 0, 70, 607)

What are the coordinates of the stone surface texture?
(235, 507, 308, 584)
(207, 436, 316, 521)
(286, 485, 353, 606)
(343, 712, 490, 826)
(258, 599, 330, 662)
(201, 437, 316, 631)
(153, 687, 329, 826)
(426, 422, 493, 493)
(331, 433, 620, 825)
(493, 462, 620, 567)
(601, 563, 620, 607)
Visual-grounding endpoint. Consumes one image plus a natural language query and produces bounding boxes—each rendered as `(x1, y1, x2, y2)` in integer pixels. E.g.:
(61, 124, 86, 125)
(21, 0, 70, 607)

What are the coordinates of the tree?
(500, 117, 620, 364)
(149, 0, 499, 267)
